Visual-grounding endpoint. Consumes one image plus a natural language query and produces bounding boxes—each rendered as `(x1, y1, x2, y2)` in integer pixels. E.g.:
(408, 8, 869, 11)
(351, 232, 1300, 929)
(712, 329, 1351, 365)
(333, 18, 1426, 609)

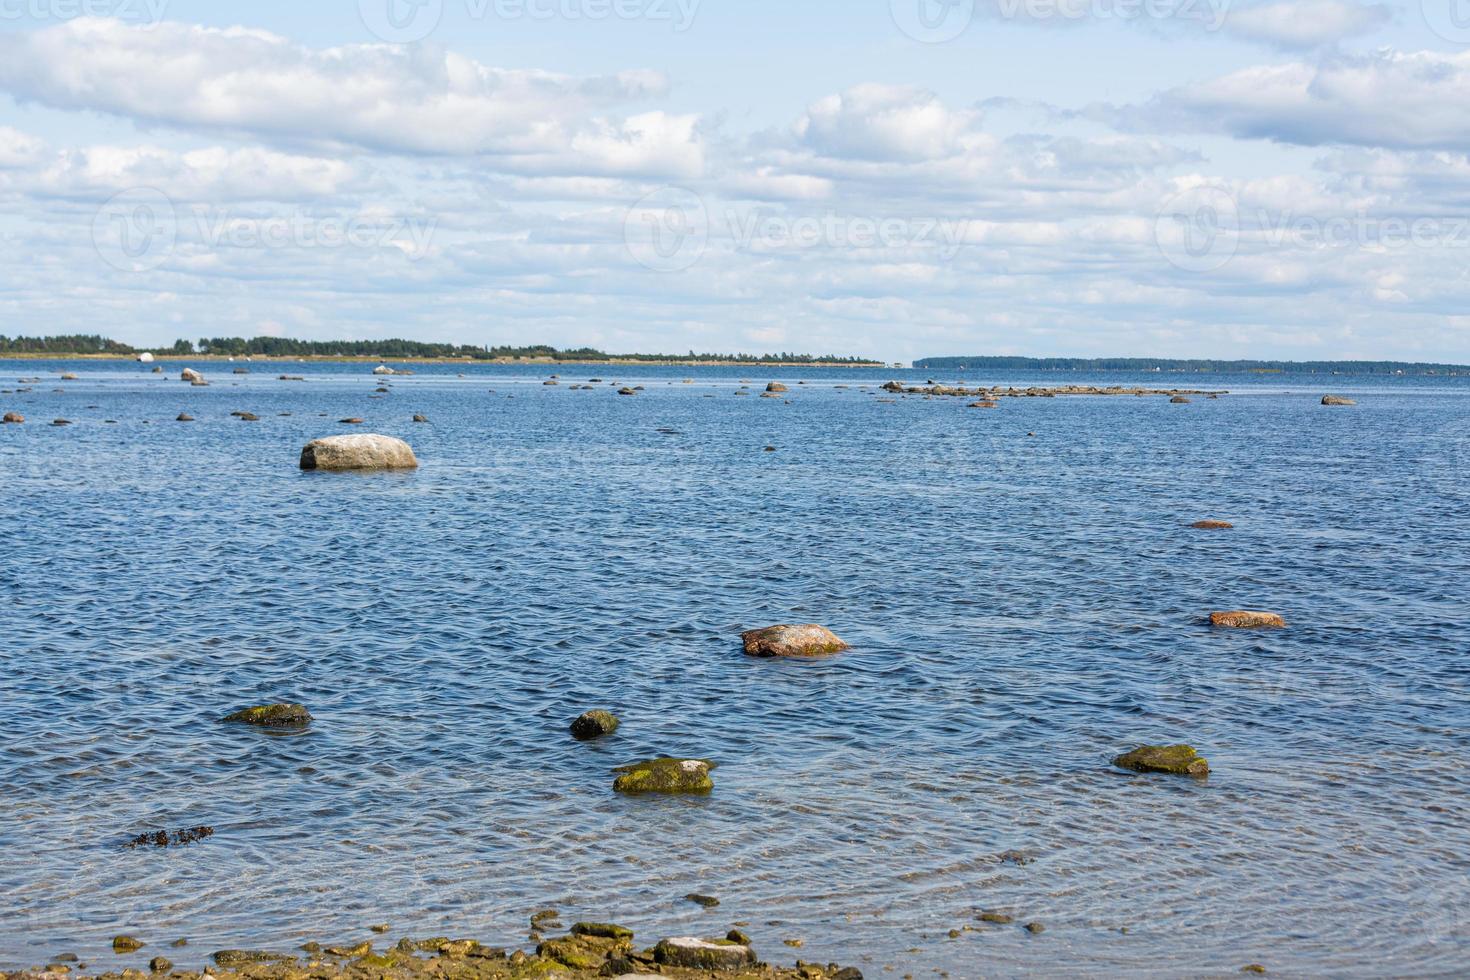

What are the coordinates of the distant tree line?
(913, 355, 1470, 376)
(0, 334, 880, 364)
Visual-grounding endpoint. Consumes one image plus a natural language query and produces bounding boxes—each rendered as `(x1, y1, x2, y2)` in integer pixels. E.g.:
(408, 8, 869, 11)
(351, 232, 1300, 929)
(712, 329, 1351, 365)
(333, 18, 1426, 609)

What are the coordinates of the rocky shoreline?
(5, 923, 863, 980)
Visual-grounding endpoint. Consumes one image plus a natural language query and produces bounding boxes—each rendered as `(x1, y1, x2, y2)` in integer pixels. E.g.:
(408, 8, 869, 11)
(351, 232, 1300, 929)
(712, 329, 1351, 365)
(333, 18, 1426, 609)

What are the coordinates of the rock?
(569, 923, 633, 940)
(1170, 396, 1191, 404)
(741, 624, 850, 658)
(221, 703, 312, 727)
(1113, 744, 1209, 778)
(52, 419, 72, 426)
(881, 381, 905, 392)
(653, 937, 756, 970)
(233, 368, 249, 375)
(725, 929, 751, 945)
(278, 375, 304, 381)
(766, 382, 789, 393)
(325, 942, 371, 958)
(1322, 395, 1356, 406)
(300, 434, 418, 471)
(1025, 922, 1046, 935)
(530, 909, 560, 926)
(236, 412, 259, 422)
(212, 951, 293, 967)
(338, 417, 365, 424)
(181, 369, 203, 383)
(968, 401, 999, 408)
(1191, 520, 1234, 530)
(612, 758, 715, 795)
(152, 366, 163, 373)
(412, 415, 429, 423)
(570, 710, 620, 741)
(543, 380, 559, 386)
(125, 826, 213, 849)
(61, 373, 79, 381)
(113, 937, 145, 954)
(175, 414, 193, 422)
(977, 912, 1013, 924)
(617, 387, 637, 395)
(148, 957, 172, 973)
(169, 940, 187, 948)
(2, 412, 22, 424)
(373, 365, 395, 376)
(684, 893, 720, 908)
(1210, 610, 1286, 629)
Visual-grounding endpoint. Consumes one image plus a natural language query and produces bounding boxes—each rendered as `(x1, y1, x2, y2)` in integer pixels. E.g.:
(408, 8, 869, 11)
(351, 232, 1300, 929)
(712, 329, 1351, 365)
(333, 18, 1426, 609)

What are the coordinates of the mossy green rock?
(1113, 744, 1209, 778)
(569, 923, 633, 940)
(212, 950, 295, 967)
(570, 710, 620, 741)
(653, 937, 757, 970)
(612, 758, 714, 795)
(221, 703, 312, 727)
(112, 936, 144, 954)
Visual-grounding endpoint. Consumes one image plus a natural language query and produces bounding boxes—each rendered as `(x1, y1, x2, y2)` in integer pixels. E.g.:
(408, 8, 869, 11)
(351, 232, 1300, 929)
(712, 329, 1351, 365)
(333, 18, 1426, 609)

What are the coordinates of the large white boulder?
(300, 434, 418, 471)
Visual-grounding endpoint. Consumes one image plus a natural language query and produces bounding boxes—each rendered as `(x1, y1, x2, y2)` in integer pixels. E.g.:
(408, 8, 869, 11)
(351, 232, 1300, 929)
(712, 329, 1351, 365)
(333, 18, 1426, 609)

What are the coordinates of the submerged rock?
(125, 826, 213, 849)
(570, 710, 620, 741)
(684, 893, 720, 908)
(412, 414, 429, 423)
(2, 412, 23, 424)
(222, 703, 312, 727)
(1322, 395, 1357, 406)
(212, 950, 295, 967)
(1170, 396, 1192, 404)
(654, 937, 757, 970)
(1113, 744, 1209, 778)
(612, 758, 715, 795)
(1191, 520, 1234, 530)
(300, 434, 418, 471)
(741, 624, 850, 658)
(1210, 610, 1286, 629)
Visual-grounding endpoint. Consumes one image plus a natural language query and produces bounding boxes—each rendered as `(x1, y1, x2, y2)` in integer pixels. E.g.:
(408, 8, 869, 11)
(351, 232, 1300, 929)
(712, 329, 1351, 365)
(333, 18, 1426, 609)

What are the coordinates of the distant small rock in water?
(1191, 520, 1234, 530)
(181, 368, 204, 384)
(612, 758, 714, 795)
(60, 373, 79, 380)
(222, 703, 312, 727)
(338, 417, 365, 425)
(149, 957, 173, 974)
(51, 419, 72, 426)
(176, 414, 194, 422)
(2, 412, 22, 424)
(1170, 396, 1192, 404)
(617, 388, 637, 396)
(113, 936, 145, 953)
(373, 365, 395, 376)
(766, 382, 789, 393)
(301, 434, 417, 471)
(1210, 610, 1286, 629)
(741, 624, 849, 658)
(684, 893, 720, 908)
(125, 826, 214, 849)
(413, 415, 429, 423)
(233, 368, 249, 374)
(570, 710, 620, 741)
(1113, 744, 1209, 778)
(1322, 395, 1357, 406)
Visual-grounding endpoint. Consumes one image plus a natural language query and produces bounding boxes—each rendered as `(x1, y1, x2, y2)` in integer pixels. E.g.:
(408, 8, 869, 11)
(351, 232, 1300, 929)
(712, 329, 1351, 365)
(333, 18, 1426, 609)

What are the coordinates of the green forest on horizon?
(914, 355, 1470, 376)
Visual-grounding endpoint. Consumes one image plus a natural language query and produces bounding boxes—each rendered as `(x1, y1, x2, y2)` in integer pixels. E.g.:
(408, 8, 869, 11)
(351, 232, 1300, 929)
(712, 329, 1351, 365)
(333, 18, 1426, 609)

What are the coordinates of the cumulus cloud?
(0, 17, 694, 177)
(1121, 50, 1470, 152)
(796, 85, 981, 163)
(1221, 0, 1392, 49)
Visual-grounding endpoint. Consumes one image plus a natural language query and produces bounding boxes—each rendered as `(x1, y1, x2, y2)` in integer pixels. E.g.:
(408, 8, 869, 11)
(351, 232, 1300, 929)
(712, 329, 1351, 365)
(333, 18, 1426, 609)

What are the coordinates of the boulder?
(373, 365, 395, 376)
(968, 401, 999, 409)
(617, 387, 637, 396)
(301, 434, 417, 471)
(1210, 610, 1286, 629)
(1113, 744, 1209, 778)
(766, 382, 789, 393)
(149, 957, 172, 973)
(236, 412, 259, 422)
(176, 414, 194, 422)
(1170, 396, 1191, 404)
(741, 624, 849, 658)
(412, 415, 429, 423)
(339, 417, 365, 425)
(2, 412, 22, 424)
(569, 923, 633, 940)
(612, 758, 714, 795)
(113, 936, 145, 953)
(233, 368, 249, 375)
(181, 368, 203, 383)
(1191, 520, 1234, 530)
(1322, 395, 1356, 406)
(653, 937, 756, 970)
(222, 703, 312, 727)
(570, 710, 620, 741)
(60, 373, 79, 381)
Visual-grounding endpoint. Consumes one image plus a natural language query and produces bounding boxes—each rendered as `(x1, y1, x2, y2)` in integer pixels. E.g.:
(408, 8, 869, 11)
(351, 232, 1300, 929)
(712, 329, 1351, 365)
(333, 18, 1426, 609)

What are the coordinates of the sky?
(1, 1, 1469, 361)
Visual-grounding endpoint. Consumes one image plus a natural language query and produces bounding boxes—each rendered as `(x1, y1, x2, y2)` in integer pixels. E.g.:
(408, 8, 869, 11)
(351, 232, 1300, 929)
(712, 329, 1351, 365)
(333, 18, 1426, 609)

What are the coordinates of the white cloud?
(1221, 1, 1392, 49)
(796, 85, 981, 163)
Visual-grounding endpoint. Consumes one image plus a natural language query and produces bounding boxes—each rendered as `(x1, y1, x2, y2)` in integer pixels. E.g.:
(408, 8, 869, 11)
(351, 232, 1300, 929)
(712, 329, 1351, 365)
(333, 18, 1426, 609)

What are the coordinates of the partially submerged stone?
(212, 950, 295, 967)
(180, 369, 203, 383)
(653, 937, 757, 970)
(1211, 610, 1286, 629)
(1322, 395, 1356, 406)
(112, 937, 144, 954)
(300, 434, 418, 471)
(2, 412, 23, 424)
(742, 624, 850, 658)
(612, 758, 714, 795)
(569, 923, 633, 940)
(1113, 744, 1209, 778)
(1191, 520, 1234, 530)
(222, 703, 312, 727)
(766, 382, 789, 393)
(570, 710, 620, 741)
(125, 826, 213, 848)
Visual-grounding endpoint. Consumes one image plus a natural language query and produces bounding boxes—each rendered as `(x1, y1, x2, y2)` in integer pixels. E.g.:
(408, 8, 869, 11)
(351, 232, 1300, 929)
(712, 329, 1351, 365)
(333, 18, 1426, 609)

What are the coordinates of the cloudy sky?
(1, 0, 1468, 361)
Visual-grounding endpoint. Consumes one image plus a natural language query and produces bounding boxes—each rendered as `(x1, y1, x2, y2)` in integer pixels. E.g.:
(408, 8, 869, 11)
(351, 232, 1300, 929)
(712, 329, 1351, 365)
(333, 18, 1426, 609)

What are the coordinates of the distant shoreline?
(914, 355, 1470, 376)
(0, 353, 888, 369)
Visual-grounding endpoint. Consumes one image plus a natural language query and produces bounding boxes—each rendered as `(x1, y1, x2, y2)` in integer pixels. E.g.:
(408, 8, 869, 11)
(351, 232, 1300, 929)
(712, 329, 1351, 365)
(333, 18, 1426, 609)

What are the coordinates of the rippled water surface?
(3, 360, 1469, 978)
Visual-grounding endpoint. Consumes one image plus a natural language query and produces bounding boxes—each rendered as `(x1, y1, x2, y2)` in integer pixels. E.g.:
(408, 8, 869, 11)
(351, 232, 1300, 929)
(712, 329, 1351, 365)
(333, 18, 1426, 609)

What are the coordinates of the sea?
(2, 359, 1467, 978)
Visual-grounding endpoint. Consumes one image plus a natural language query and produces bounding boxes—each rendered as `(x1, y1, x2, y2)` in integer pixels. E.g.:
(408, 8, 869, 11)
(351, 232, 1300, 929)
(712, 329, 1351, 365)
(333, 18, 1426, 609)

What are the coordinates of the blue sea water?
(1, 359, 1468, 978)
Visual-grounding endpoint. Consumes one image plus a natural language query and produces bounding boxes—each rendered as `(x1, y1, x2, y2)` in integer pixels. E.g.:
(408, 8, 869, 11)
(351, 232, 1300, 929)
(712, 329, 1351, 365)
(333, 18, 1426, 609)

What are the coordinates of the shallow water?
(2, 360, 1468, 978)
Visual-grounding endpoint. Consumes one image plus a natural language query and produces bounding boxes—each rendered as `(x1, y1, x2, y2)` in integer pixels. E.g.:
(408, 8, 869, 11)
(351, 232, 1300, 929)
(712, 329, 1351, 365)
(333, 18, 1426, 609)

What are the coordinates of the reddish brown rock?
(1210, 611, 1286, 629)
(1191, 520, 1234, 530)
(741, 624, 849, 658)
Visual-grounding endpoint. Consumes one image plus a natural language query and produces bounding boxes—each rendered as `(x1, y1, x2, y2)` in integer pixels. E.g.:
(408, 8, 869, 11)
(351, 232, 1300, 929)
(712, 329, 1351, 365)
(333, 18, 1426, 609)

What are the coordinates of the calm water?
(2, 359, 1468, 978)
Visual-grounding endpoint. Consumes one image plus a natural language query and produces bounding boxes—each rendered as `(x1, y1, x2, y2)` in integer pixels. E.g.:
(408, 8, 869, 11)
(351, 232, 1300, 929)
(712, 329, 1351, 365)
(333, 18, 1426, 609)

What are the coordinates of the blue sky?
(1, 1, 1468, 360)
